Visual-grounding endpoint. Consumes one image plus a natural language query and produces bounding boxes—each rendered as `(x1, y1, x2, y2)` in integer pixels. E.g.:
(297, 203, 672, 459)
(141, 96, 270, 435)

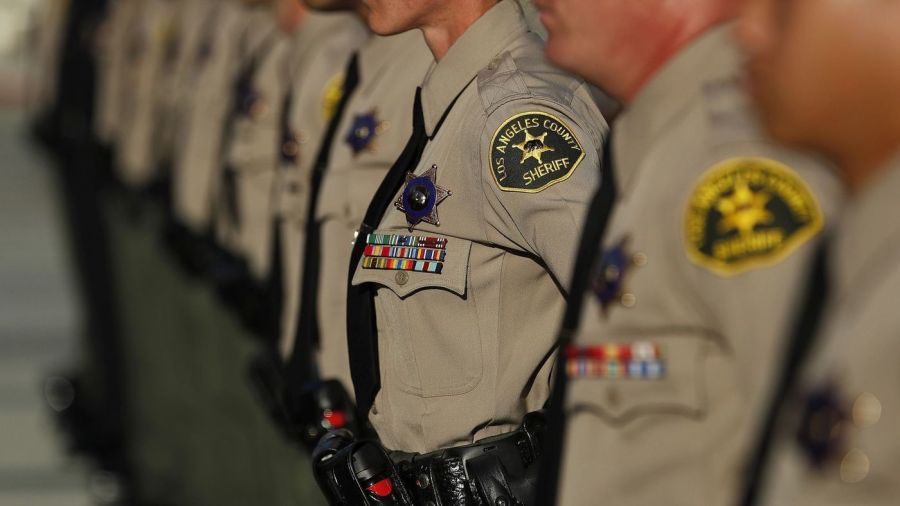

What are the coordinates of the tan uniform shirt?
(94, 0, 139, 145)
(171, 0, 272, 233)
(274, 14, 370, 359)
(214, 31, 288, 267)
(94, 0, 129, 144)
(227, 12, 368, 291)
(301, 31, 433, 382)
(557, 27, 844, 505)
(152, 0, 219, 164)
(349, 0, 608, 454)
(762, 154, 900, 506)
(210, 10, 281, 254)
(167, 0, 228, 164)
(114, 0, 180, 187)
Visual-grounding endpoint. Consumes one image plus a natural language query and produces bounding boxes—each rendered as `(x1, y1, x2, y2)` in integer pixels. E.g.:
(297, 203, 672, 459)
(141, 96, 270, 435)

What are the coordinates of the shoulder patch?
(489, 111, 584, 193)
(321, 72, 345, 122)
(684, 157, 823, 277)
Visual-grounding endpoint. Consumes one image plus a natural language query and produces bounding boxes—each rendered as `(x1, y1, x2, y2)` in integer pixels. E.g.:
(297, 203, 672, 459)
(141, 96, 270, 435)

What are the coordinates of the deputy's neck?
(838, 138, 900, 193)
(622, 13, 737, 104)
(421, 0, 497, 61)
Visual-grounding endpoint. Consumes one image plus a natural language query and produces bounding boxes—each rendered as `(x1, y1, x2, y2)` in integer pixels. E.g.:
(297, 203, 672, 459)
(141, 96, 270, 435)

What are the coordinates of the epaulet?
(700, 73, 762, 149)
(476, 35, 581, 117)
(476, 50, 530, 116)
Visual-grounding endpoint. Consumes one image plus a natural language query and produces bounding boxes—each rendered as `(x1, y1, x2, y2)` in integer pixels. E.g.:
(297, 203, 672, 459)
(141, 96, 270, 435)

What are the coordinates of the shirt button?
(633, 252, 648, 266)
(395, 271, 409, 286)
(282, 139, 299, 158)
(606, 386, 621, 408)
(840, 448, 870, 483)
(852, 392, 882, 428)
(251, 98, 267, 119)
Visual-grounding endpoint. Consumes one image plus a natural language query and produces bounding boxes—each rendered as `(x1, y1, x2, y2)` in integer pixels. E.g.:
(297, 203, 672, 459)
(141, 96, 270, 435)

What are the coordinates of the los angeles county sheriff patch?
(489, 111, 584, 193)
(684, 157, 823, 276)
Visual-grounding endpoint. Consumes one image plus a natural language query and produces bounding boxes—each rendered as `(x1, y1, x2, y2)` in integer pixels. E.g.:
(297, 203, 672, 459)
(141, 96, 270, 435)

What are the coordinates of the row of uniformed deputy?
(93, 0, 339, 503)
(33, 0, 888, 503)
(50, 0, 609, 502)
(37, 0, 583, 502)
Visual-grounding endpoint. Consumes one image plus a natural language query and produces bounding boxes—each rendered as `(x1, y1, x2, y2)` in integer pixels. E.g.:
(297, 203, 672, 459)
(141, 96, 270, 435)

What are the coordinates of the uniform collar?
(420, 0, 528, 137)
(614, 24, 740, 192)
(832, 152, 900, 299)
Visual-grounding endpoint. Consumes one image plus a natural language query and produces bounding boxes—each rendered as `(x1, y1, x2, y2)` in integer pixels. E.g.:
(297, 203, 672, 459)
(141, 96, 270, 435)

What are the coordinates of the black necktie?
(740, 241, 830, 506)
(284, 52, 360, 390)
(346, 87, 429, 422)
(536, 130, 618, 505)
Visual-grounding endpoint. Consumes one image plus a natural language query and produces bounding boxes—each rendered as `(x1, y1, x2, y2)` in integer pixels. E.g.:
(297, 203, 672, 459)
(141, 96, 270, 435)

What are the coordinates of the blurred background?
(0, 0, 96, 504)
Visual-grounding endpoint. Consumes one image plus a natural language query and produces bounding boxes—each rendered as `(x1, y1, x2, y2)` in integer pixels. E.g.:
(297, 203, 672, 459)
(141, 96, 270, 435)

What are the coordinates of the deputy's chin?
(364, 15, 404, 36)
(543, 38, 581, 79)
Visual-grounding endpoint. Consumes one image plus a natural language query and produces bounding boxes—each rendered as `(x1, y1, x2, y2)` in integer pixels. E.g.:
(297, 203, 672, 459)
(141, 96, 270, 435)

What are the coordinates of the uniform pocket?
(352, 232, 482, 397)
(566, 333, 709, 424)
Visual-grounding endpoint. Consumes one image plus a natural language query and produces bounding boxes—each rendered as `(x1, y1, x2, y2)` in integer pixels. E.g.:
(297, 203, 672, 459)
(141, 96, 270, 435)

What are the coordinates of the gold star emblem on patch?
(715, 180, 774, 236)
(684, 157, 824, 277)
(512, 129, 555, 164)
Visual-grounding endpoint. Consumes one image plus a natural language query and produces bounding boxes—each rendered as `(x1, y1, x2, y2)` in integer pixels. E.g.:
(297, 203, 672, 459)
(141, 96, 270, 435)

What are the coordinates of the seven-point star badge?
(395, 164, 452, 229)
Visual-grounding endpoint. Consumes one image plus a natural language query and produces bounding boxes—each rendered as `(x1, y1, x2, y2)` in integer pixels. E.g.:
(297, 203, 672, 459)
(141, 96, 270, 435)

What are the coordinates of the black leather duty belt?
(393, 411, 546, 506)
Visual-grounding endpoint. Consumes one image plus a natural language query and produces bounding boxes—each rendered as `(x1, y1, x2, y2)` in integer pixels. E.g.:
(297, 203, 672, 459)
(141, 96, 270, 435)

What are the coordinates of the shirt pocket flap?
(351, 232, 471, 299)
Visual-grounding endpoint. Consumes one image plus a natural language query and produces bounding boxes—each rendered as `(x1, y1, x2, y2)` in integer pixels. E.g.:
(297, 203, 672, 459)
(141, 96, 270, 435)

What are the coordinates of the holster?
(248, 353, 361, 451)
(314, 412, 546, 506)
(313, 431, 415, 506)
(288, 379, 361, 451)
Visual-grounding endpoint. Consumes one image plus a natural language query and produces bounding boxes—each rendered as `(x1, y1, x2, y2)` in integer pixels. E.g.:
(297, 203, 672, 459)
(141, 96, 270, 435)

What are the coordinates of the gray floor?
(0, 109, 93, 505)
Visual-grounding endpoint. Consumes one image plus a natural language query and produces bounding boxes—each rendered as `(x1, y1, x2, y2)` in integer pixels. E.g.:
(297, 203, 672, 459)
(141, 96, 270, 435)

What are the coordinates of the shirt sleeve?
(479, 92, 608, 291)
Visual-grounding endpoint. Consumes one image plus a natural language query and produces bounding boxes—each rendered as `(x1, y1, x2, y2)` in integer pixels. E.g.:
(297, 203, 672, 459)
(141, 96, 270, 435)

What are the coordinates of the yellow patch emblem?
(684, 157, 823, 276)
(321, 72, 345, 122)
